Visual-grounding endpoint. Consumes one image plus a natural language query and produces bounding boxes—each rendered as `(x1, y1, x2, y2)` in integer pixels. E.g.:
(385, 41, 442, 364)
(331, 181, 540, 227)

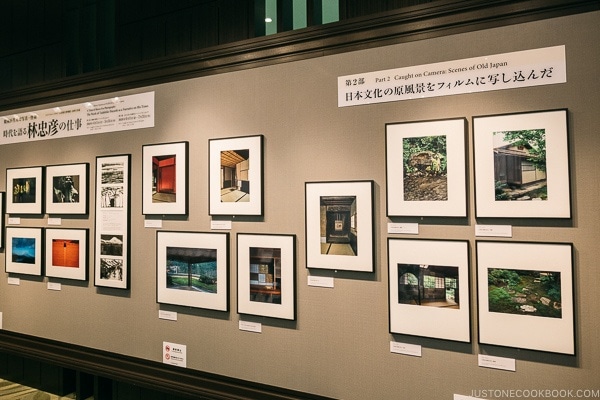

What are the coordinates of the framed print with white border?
(45, 163, 89, 215)
(386, 118, 467, 217)
(5, 227, 43, 276)
(156, 231, 229, 311)
(237, 233, 296, 320)
(473, 109, 570, 218)
(142, 141, 189, 215)
(6, 166, 44, 214)
(476, 240, 574, 355)
(45, 228, 88, 281)
(388, 238, 470, 342)
(0, 192, 4, 250)
(94, 154, 131, 289)
(305, 180, 374, 272)
(209, 135, 264, 216)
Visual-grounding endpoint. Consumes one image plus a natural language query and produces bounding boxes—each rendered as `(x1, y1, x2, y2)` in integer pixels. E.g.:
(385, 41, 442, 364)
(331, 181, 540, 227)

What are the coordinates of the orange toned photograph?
(52, 239, 80, 268)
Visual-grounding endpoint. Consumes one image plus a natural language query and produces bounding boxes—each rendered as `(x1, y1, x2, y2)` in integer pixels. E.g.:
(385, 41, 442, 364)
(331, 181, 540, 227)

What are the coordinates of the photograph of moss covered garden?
(488, 268, 562, 318)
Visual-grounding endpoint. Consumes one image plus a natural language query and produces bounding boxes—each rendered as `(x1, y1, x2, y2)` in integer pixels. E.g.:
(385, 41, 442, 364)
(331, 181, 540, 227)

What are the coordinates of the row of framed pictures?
(4, 108, 571, 220)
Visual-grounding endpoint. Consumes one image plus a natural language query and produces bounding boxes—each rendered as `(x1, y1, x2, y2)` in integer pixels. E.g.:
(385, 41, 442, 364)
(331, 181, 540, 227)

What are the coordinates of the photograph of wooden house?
(397, 263, 459, 308)
(249, 246, 281, 304)
(319, 195, 357, 256)
(220, 149, 250, 202)
(152, 154, 177, 203)
(493, 129, 547, 201)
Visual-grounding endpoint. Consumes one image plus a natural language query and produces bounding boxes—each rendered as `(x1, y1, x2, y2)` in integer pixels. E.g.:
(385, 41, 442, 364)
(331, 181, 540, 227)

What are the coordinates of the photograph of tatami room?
(152, 154, 176, 203)
(320, 196, 358, 256)
(397, 264, 460, 308)
(220, 149, 250, 202)
(249, 246, 282, 304)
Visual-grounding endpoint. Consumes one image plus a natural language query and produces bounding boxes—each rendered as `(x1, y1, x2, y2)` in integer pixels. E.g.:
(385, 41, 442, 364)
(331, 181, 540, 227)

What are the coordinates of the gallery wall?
(1, 10, 599, 400)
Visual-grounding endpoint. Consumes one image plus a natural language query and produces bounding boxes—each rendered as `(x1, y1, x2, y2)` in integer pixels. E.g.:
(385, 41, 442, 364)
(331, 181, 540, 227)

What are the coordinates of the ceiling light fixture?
(265, 17, 273, 23)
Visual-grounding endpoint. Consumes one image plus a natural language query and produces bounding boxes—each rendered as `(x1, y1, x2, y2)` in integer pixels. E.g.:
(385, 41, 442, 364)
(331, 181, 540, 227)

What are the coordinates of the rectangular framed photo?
(142, 141, 189, 215)
(0, 192, 4, 250)
(95, 154, 131, 289)
(156, 231, 229, 311)
(237, 233, 296, 320)
(5, 227, 43, 276)
(6, 166, 44, 214)
(473, 109, 570, 218)
(386, 118, 467, 217)
(388, 239, 470, 342)
(45, 228, 88, 281)
(476, 241, 574, 355)
(305, 180, 374, 272)
(45, 163, 89, 215)
(209, 135, 264, 216)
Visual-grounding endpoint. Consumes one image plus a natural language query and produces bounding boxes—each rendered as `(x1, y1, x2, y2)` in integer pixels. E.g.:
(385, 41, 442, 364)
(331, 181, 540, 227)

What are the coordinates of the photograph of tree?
(493, 128, 547, 201)
(403, 135, 447, 201)
(397, 263, 459, 308)
(166, 247, 217, 293)
(51, 239, 80, 268)
(488, 268, 561, 318)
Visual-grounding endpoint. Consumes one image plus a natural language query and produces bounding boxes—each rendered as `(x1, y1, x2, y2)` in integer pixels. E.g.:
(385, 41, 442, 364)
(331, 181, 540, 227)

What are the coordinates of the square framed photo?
(45, 228, 88, 281)
(6, 166, 44, 214)
(386, 118, 467, 217)
(476, 241, 574, 355)
(95, 154, 131, 289)
(388, 239, 470, 342)
(473, 109, 571, 218)
(142, 141, 189, 215)
(237, 233, 296, 320)
(45, 163, 89, 215)
(157, 231, 229, 311)
(5, 227, 43, 276)
(305, 180, 374, 272)
(209, 135, 264, 216)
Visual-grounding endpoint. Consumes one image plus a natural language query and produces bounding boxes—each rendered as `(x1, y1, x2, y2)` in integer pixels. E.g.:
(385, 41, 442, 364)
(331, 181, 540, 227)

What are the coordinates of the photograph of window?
(397, 264, 459, 309)
(320, 195, 357, 256)
(220, 149, 250, 202)
(166, 247, 217, 293)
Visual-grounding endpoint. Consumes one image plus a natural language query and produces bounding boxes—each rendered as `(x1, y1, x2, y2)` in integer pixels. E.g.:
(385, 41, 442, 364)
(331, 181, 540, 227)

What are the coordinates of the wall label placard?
(338, 46, 565, 107)
(1, 92, 155, 145)
(163, 341, 187, 368)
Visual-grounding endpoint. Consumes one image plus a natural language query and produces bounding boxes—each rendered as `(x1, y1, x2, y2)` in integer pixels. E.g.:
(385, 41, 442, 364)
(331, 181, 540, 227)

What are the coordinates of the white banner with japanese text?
(337, 46, 566, 107)
(1, 91, 155, 145)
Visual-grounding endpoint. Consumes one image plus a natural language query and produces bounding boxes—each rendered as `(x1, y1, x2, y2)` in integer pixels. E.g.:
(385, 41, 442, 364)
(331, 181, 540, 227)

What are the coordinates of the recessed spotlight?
(265, 17, 273, 23)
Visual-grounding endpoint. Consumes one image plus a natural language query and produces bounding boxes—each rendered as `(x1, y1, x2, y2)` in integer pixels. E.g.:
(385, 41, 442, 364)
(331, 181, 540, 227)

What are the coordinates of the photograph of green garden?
(166, 247, 218, 293)
(488, 268, 561, 318)
(403, 135, 448, 201)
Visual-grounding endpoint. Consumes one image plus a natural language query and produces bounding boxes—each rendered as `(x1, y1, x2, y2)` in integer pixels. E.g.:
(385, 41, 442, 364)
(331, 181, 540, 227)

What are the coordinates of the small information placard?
(475, 224, 512, 237)
(387, 222, 419, 235)
(454, 395, 481, 400)
(478, 354, 516, 371)
(239, 320, 262, 333)
(7, 277, 20, 285)
(307, 276, 334, 288)
(144, 219, 163, 228)
(163, 341, 187, 368)
(47, 217, 62, 226)
(47, 282, 62, 291)
(8, 217, 20, 225)
(211, 220, 232, 230)
(159, 310, 178, 321)
(390, 341, 422, 357)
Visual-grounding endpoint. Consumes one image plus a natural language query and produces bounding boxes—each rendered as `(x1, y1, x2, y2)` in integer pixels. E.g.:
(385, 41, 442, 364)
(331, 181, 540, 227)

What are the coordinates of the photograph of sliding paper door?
(320, 195, 357, 256)
(220, 149, 250, 202)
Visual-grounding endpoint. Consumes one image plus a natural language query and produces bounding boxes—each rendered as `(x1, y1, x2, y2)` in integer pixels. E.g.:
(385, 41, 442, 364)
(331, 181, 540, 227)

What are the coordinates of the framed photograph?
(209, 135, 264, 216)
(45, 228, 88, 281)
(0, 192, 4, 250)
(156, 231, 229, 311)
(6, 166, 44, 214)
(45, 163, 89, 215)
(5, 227, 43, 276)
(305, 180, 374, 272)
(142, 141, 189, 215)
(237, 233, 296, 320)
(386, 118, 467, 217)
(388, 239, 470, 342)
(476, 241, 574, 354)
(473, 109, 571, 218)
(94, 154, 131, 289)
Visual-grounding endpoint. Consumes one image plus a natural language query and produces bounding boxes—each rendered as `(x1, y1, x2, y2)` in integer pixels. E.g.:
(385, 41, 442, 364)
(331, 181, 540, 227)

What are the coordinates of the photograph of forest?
(403, 135, 447, 201)
(488, 268, 561, 318)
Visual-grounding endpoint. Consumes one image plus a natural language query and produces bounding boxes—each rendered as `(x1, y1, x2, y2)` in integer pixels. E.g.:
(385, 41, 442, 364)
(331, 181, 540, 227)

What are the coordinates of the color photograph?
(143, 142, 188, 215)
(51, 239, 80, 268)
(319, 195, 357, 256)
(397, 263, 459, 308)
(220, 149, 250, 202)
(12, 237, 36, 264)
(5, 227, 43, 276)
(152, 154, 177, 203)
(166, 247, 218, 293)
(403, 135, 448, 201)
(249, 247, 281, 304)
(46, 228, 88, 280)
(12, 177, 37, 204)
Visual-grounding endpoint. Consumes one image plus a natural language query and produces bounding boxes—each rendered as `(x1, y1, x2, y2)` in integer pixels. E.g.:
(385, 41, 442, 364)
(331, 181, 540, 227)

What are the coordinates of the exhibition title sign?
(0, 91, 155, 145)
(337, 46, 566, 107)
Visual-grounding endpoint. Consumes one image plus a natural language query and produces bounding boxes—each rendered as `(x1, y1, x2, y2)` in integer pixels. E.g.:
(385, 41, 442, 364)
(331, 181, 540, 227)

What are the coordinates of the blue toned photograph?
(12, 237, 36, 264)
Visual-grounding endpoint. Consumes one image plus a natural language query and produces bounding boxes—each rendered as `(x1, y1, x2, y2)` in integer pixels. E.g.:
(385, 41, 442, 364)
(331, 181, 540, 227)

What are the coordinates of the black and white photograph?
(45, 163, 89, 215)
